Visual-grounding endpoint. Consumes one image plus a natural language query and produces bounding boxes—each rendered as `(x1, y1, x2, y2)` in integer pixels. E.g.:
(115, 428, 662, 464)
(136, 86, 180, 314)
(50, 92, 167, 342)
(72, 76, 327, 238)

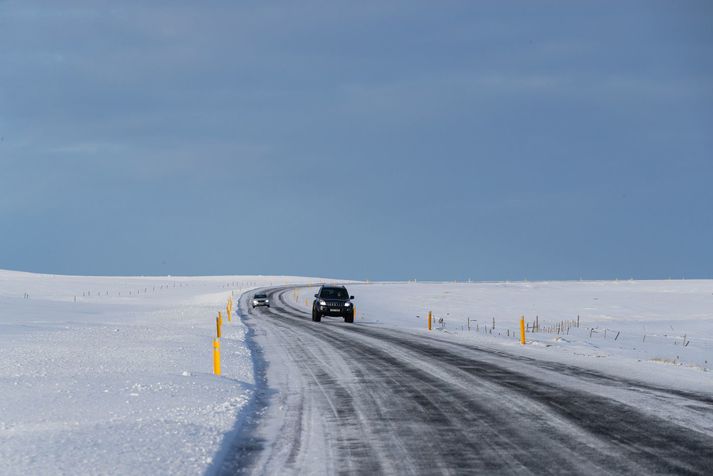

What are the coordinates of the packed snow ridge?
(0, 270, 322, 475)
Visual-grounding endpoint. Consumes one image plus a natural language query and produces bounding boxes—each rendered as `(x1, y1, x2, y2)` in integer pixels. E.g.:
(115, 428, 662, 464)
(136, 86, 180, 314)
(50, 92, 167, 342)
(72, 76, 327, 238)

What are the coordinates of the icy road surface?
(215, 287, 713, 475)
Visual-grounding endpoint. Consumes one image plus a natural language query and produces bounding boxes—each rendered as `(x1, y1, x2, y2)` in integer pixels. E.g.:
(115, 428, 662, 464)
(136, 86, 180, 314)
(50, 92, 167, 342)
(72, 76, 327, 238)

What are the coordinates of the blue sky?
(1, 1, 711, 280)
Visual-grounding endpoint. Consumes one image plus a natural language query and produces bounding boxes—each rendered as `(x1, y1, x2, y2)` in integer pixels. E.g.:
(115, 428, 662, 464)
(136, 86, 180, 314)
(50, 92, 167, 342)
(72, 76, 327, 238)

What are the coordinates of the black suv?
(312, 285, 355, 323)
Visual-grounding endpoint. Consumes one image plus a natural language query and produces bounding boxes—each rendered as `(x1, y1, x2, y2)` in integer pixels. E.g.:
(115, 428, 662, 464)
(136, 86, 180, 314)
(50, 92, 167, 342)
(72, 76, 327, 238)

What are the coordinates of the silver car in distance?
(252, 293, 270, 309)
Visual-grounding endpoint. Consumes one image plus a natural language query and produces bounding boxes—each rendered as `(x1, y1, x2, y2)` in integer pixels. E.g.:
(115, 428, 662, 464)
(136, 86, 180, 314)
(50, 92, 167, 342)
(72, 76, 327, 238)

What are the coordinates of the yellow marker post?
(213, 339, 221, 375)
(227, 302, 231, 322)
(216, 313, 222, 338)
(520, 315, 526, 345)
(428, 311, 432, 331)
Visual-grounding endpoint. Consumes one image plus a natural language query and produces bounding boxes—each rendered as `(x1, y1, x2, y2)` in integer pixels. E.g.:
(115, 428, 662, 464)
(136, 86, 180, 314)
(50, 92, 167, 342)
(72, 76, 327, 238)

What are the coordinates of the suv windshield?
(320, 287, 349, 300)
(255, 294, 267, 299)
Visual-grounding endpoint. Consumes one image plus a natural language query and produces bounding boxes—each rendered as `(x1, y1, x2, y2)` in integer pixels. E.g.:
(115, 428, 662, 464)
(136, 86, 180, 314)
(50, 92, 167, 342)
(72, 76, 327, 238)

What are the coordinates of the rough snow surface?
(294, 280, 713, 392)
(4, 273, 712, 474)
(0, 270, 320, 475)
(224, 286, 713, 474)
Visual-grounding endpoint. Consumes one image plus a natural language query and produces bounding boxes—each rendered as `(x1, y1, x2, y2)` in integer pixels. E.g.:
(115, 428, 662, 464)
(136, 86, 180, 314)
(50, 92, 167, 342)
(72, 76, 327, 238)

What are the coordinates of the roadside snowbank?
(0, 270, 318, 475)
(294, 280, 713, 393)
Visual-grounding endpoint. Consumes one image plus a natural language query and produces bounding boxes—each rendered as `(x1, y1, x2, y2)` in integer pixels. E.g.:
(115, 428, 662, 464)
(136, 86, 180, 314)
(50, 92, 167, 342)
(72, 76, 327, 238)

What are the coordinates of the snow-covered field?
(294, 280, 713, 393)
(0, 270, 320, 475)
(3, 271, 712, 474)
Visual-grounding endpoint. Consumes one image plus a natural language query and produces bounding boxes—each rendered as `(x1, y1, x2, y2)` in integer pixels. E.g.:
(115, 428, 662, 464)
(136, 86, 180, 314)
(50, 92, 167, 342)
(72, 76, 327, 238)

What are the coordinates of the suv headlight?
(344, 302, 351, 307)
(252, 300, 258, 305)
(319, 300, 327, 306)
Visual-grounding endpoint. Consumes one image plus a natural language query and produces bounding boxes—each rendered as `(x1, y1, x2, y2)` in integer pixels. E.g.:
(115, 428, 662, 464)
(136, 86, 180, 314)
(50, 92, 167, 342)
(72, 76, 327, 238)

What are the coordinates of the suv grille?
(326, 301, 343, 307)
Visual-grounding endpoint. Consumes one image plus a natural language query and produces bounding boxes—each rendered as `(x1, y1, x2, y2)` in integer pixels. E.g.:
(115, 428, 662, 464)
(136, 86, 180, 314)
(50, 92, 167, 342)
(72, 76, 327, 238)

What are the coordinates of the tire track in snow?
(217, 287, 713, 475)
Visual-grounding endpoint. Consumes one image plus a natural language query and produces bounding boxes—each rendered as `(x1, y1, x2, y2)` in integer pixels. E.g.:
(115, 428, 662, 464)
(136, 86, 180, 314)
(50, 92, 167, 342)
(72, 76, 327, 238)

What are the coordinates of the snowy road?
(216, 287, 713, 475)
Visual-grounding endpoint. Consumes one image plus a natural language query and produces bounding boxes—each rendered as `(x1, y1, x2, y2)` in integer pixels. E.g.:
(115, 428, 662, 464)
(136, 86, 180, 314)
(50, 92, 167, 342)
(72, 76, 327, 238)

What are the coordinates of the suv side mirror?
(314, 294, 318, 298)
(350, 296, 355, 300)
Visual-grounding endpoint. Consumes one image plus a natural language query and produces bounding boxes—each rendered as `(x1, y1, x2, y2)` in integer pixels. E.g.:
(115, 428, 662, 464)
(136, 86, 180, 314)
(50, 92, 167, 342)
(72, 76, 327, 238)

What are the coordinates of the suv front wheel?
(312, 308, 322, 322)
(344, 309, 354, 323)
